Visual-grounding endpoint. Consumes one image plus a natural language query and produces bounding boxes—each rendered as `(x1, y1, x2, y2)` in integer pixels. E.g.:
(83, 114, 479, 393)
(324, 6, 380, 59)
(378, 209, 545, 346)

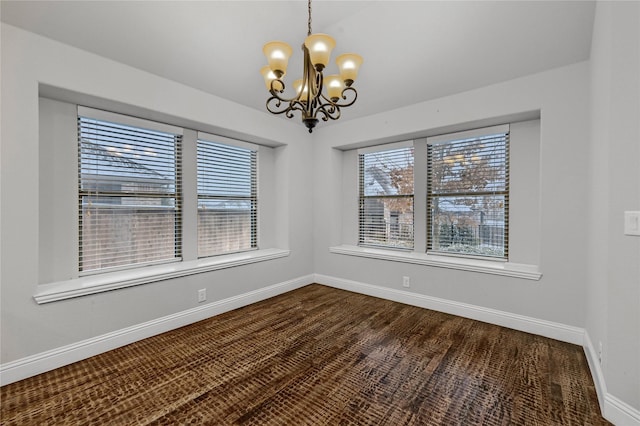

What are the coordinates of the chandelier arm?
(331, 87, 358, 108)
(267, 80, 301, 104)
(313, 101, 341, 122)
(266, 96, 310, 117)
(265, 96, 292, 115)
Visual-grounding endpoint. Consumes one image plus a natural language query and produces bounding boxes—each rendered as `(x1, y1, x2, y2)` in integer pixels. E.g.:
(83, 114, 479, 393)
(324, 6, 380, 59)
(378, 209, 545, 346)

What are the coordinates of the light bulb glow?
(336, 53, 363, 84)
(263, 41, 293, 75)
(261, 65, 284, 91)
(304, 33, 336, 68)
(325, 74, 344, 100)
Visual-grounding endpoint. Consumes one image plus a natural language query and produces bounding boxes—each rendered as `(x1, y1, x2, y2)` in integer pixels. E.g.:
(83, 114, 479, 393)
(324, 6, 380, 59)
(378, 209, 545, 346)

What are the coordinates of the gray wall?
(313, 61, 591, 327)
(587, 0, 640, 411)
(1, 23, 313, 362)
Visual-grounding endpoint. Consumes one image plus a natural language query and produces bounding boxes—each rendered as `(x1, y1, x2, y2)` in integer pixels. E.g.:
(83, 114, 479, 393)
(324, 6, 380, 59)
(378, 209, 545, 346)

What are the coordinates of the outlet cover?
(198, 289, 206, 303)
(624, 211, 640, 236)
(402, 276, 411, 288)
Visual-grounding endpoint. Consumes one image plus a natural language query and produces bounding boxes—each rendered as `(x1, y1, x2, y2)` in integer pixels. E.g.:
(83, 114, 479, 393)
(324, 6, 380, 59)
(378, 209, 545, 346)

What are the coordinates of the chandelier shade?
(261, 0, 362, 133)
(336, 53, 363, 86)
(325, 74, 344, 101)
(304, 33, 336, 70)
(260, 66, 284, 91)
(262, 41, 293, 77)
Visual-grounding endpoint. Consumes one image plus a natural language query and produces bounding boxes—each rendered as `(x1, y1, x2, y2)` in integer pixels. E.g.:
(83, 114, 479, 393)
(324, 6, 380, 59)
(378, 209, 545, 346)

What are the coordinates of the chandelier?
(260, 0, 363, 133)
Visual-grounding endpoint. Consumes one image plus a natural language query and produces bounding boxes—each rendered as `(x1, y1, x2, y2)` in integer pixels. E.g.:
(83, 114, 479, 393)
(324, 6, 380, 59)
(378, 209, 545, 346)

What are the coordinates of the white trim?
(35, 248, 290, 304)
(357, 139, 413, 155)
(197, 131, 259, 151)
(314, 274, 582, 344)
(585, 333, 640, 425)
(78, 105, 183, 135)
(427, 123, 510, 145)
(2, 274, 314, 386)
(605, 394, 640, 426)
(583, 332, 607, 411)
(329, 245, 541, 280)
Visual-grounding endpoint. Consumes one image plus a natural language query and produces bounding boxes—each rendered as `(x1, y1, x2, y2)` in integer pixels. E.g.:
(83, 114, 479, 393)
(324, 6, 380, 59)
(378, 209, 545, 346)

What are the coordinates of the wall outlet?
(598, 341, 603, 365)
(198, 288, 206, 303)
(624, 211, 640, 236)
(402, 276, 411, 288)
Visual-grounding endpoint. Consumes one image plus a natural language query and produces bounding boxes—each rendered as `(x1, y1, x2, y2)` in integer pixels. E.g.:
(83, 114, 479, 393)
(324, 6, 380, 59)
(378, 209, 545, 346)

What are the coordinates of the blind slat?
(359, 146, 414, 250)
(197, 139, 258, 258)
(427, 131, 509, 259)
(78, 115, 182, 273)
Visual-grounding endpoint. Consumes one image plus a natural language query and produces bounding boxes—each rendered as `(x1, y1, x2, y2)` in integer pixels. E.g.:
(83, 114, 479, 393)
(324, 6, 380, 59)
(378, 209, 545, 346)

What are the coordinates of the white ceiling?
(1, 0, 596, 124)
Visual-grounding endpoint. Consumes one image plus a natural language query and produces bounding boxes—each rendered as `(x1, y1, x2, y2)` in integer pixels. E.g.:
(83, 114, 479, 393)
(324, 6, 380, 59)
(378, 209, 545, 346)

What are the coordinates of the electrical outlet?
(198, 288, 206, 303)
(402, 276, 411, 288)
(624, 211, 640, 236)
(598, 341, 603, 365)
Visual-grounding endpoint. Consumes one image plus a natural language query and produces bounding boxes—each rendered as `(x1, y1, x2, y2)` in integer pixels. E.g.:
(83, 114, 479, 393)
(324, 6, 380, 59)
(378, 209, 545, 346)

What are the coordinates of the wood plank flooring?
(1, 284, 609, 425)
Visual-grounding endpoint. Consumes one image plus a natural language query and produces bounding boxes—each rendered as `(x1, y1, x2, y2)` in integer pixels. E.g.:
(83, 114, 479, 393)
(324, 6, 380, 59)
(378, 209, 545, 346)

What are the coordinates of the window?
(427, 126, 509, 258)
(359, 144, 414, 249)
(197, 136, 257, 257)
(78, 109, 183, 272)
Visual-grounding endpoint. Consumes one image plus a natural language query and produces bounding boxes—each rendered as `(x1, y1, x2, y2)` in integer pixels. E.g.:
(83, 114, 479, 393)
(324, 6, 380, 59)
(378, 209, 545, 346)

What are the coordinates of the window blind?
(197, 139, 257, 258)
(359, 145, 414, 249)
(427, 128, 509, 258)
(78, 113, 182, 273)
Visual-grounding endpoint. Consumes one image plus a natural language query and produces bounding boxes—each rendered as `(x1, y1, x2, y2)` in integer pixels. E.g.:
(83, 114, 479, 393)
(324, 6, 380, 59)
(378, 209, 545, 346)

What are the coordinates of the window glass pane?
(429, 195, 506, 258)
(362, 147, 414, 196)
(429, 135, 507, 195)
(198, 199, 255, 256)
(197, 140, 257, 258)
(78, 115, 182, 273)
(359, 146, 414, 249)
(427, 131, 509, 259)
(360, 197, 414, 249)
(80, 199, 177, 270)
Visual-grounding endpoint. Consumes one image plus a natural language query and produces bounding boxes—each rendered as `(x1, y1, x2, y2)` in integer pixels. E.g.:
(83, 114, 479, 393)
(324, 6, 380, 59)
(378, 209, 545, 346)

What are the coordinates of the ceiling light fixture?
(261, 0, 363, 133)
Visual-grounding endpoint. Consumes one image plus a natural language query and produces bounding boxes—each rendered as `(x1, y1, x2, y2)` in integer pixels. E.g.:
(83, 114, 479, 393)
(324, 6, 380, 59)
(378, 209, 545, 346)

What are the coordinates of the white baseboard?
(605, 394, 640, 426)
(0, 274, 313, 386)
(585, 335, 640, 426)
(583, 332, 607, 411)
(315, 274, 640, 426)
(314, 274, 584, 344)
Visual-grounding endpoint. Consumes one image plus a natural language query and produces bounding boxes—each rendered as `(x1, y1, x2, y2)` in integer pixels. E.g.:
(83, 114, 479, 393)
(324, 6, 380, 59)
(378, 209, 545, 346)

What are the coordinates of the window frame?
(426, 125, 510, 260)
(35, 100, 286, 304)
(196, 133, 259, 258)
(77, 107, 184, 275)
(358, 141, 415, 250)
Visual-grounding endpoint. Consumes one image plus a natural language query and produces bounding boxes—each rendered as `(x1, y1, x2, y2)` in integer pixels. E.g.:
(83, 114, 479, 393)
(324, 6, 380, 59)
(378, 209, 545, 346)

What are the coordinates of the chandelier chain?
(307, 0, 312, 36)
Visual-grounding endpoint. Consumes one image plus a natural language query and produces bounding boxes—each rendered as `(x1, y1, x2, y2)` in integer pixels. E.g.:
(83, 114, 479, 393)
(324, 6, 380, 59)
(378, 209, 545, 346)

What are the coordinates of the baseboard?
(605, 394, 640, 426)
(583, 332, 607, 411)
(0, 274, 314, 386)
(314, 274, 584, 345)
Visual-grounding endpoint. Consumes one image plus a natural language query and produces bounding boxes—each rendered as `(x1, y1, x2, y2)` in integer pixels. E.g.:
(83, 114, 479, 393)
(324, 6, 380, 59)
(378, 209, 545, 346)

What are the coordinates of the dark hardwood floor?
(1, 284, 609, 425)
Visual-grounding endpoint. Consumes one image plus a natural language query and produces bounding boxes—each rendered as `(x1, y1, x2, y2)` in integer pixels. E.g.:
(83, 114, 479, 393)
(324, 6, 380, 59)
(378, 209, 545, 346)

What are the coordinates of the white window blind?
(78, 111, 183, 273)
(359, 144, 414, 249)
(427, 126, 509, 259)
(197, 138, 257, 258)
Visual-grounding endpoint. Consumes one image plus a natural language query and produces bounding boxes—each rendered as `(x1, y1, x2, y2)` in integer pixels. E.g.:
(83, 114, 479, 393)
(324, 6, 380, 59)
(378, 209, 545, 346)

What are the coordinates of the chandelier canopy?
(261, 0, 363, 133)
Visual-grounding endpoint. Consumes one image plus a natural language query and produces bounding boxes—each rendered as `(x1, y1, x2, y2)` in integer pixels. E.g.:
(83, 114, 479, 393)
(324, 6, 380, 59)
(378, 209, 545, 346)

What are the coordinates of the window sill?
(34, 248, 291, 304)
(329, 245, 541, 280)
